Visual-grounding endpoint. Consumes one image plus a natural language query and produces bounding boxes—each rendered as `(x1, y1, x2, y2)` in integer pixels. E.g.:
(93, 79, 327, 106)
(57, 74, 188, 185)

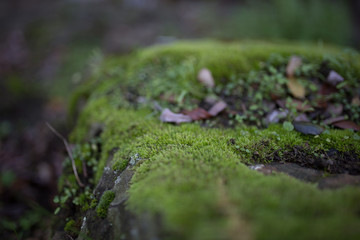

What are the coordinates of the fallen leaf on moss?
(293, 121, 324, 135)
(208, 101, 227, 116)
(331, 120, 360, 131)
(287, 78, 306, 99)
(284, 57, 305, 99)
(198, 68, 215, 88)
(160, 108, 192, 124)
(286, 56, 302, 78)
(183, 108, 211, 121)
(324, 116, 346, 125)
(316, 84, 338, 109)
(319, 83, 338, 96)
(270, 93, 281, 101)
(326, 70, 344, 86)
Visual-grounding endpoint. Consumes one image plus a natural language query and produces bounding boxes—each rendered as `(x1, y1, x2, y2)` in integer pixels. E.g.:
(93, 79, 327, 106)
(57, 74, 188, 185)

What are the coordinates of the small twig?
(66, 233, 74, 240)
(46, 122, 84, 188)
(268, 148, 282, 157)
(82, 160, 88, 178)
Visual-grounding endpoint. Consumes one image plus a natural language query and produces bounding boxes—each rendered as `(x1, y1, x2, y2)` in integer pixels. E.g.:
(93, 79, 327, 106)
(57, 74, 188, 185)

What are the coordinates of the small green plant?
(64, 219, 78, 235)
(53, 138, 101, 215)
(283, 121, 294, 131)
(96, 190, 115, 218)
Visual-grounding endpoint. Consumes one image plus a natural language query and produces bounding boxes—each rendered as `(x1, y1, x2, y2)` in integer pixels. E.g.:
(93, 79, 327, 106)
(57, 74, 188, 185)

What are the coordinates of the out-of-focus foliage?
(210, 0, 352, 46)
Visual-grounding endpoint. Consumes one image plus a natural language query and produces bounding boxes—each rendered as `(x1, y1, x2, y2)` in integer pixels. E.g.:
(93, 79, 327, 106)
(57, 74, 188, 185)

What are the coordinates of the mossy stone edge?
(69, 41, 360, 240)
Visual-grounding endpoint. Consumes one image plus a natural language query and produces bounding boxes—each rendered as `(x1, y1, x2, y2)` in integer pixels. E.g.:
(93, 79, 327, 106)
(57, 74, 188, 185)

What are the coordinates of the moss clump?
(69, 41, 360, 240)
(89, 199, 98, 209)
(96, 190, 115, 218)
(64, 219, 78, 235)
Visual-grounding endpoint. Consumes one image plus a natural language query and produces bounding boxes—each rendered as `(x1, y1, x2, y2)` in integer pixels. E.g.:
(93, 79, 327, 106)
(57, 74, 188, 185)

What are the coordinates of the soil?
(252, 162, 360, 189)
(226, 137, 360, 188)
(248, 144, 360, 189)
(267, 146, 360, 175)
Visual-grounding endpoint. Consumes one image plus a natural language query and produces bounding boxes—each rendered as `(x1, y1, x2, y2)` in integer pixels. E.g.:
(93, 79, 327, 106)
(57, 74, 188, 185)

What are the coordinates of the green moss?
(64, 219, 78, 235)
(128, 146, 360, 240)
(126, 40, 359, 84)
(69, 41, 360, 239)
(112, 155, 129, 172)
(96, 190, 115, 218)
(90, 199, 98, 209)
(73, 104, 360, 239)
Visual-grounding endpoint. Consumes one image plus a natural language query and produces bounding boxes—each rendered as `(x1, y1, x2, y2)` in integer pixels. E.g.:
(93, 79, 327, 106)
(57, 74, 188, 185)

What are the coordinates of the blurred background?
(0, 0, 359, 239)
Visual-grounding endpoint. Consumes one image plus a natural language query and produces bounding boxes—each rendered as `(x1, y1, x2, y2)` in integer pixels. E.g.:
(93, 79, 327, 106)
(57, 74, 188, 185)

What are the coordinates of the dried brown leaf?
(287, 78, 306, 99)
(324, 116, 346, 125)
(270, 93, 281, 101)
(316, 84, 338, 109)
(286, 56, 302, 78)
(160, 108, 192, 124)
(319, 83, 338, 96)
(208, 101, 227, 116)
(183, 108, 211, 121)
(331, 120, 360, 132)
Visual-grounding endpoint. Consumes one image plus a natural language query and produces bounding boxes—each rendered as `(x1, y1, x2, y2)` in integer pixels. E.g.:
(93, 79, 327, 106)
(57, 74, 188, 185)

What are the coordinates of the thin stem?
(46, 122, 84, 188)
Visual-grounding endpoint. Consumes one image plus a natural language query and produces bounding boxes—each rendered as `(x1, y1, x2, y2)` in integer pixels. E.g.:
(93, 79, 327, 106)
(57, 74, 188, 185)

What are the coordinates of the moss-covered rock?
(61, 41, 360, 240)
